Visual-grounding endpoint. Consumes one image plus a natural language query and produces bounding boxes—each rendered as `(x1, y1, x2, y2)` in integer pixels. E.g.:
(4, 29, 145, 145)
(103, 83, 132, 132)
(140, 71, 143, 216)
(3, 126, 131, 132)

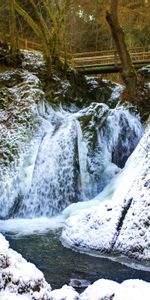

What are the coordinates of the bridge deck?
(71, 50, 150, 74)
(72, 51, 150, 67)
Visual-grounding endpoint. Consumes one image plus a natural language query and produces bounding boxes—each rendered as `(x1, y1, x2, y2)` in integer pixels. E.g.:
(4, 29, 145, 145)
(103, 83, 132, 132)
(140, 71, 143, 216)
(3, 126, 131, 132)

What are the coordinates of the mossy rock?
(44, 71, 122, 110)
(78, 103, 109, 149)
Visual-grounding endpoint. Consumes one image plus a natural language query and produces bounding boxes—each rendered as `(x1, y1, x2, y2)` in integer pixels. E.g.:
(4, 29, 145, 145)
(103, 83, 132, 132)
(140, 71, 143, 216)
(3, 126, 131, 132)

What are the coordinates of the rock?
(0, 70, 23, 88)
(61, 123, 150, 261)
(48, 285, 80, 300)
(80, 279, 119, 300)
(0, 70, 43, 168)
(0, 234, 51, 299)
(0, 45, 23, 66)
(80, 278, 150, 300)
(113, 128, 150, 260)
(137, 64, 150, 80)
(69, 279, 91, 288)
(45, 73, 123, 111)
(22, 50, 46, 77)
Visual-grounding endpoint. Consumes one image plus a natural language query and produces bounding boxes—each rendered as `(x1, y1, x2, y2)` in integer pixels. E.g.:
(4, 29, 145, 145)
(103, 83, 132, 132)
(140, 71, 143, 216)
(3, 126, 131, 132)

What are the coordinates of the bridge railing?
(0, 33, 150, 68)
(0, 32, 42, 51)
(72, 51, 150, 68)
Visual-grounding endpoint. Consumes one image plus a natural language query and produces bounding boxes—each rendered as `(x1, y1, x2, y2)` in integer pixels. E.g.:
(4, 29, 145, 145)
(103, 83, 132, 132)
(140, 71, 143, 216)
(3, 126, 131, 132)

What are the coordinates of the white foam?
(0, 216, 65, 236)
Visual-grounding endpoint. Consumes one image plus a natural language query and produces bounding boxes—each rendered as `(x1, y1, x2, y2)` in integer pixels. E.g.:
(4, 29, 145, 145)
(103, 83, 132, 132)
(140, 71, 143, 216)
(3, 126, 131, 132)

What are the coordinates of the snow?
(81, 279, 120, 300)
(61, 196, 130, 251)
(114, 131, 150, 259)
(61, 123, 150, 260)
(0, 291, 31, 300)
(22, 50, 45, 70)
(0, 216, 64, 236)
(84, 76, 99, 89)
(0, 233, 9, 251)
(49, 285, 80, 300)
(0, 234, 51, 299)
(1, 278, 150, 300)
(80, 279, 150, 300)
(109, 82, 124, 101)
(0, 233, 80, 299)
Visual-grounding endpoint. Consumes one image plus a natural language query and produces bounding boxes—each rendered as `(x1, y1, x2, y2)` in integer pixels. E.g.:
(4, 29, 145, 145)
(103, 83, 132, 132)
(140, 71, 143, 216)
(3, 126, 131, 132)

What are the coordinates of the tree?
(106, 0, 137, 95)
(14, 0, 69, 72)
(9, 0, 18, 56)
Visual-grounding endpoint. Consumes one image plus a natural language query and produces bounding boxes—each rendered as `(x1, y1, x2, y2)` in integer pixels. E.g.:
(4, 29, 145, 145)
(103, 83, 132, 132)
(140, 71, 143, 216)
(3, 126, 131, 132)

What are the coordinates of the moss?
(78, 103, 109, 151)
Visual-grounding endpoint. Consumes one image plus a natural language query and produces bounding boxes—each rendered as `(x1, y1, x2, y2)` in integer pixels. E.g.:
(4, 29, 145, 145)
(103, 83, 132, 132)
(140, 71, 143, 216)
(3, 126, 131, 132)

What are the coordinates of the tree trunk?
(9, 0, 18, 55)
(15, 0, 69, 74)
(106, 0, 137, 95)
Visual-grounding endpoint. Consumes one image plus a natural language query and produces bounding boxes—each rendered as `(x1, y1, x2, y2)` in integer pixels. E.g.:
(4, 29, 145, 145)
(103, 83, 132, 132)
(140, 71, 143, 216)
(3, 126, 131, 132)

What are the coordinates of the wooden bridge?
(71, 48, 150, 74)
(0, 33, 150, 74)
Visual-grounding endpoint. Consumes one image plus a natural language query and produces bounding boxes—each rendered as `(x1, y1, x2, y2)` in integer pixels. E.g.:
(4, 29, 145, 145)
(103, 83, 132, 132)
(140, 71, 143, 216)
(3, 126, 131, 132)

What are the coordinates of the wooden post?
(25, 39, 27, 49)
(114, 50, 118, 66)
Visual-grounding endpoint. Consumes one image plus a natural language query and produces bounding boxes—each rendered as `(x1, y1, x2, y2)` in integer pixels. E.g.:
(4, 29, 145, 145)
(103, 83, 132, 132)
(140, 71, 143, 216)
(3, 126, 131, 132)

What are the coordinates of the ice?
(61, 123, 150, 261)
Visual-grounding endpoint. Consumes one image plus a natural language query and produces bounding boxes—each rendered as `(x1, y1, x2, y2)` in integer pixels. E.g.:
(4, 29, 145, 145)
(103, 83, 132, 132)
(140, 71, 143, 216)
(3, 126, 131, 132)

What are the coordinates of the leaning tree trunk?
(106, 0, 137, 96)
(9, 0, 18, 56)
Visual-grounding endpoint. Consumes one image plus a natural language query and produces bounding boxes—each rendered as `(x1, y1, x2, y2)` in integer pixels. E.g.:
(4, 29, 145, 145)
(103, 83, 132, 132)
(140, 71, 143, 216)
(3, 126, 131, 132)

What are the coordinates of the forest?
(1, 0, 150, 53)
(0, 1, 150, 300)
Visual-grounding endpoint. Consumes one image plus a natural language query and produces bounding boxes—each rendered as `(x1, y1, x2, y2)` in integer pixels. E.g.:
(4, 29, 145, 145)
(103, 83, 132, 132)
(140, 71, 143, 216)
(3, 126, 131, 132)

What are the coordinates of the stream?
(6, 231, 150, 290)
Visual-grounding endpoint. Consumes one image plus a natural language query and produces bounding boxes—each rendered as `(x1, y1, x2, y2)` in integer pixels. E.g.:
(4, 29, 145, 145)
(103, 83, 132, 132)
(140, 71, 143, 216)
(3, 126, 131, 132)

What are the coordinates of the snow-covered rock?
(61, 123, 150, 261)
(61, 196, 131, 251)
(80, 279, 150, 300)
(0, 69, 43, 169)
(113, 127, 150, 259)
(81, 279, 120, 300)
(22, 50, 45, 72)
(48, 285, 80, 300)
(0, 291, 31, 300)
(138, 64, 150, 79)
(0, 234, 51, 299)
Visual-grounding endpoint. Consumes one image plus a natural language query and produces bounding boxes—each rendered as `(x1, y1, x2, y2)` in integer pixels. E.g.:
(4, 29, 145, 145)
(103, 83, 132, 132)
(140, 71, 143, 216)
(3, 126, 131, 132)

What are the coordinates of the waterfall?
(0, 103, 143, 220)
(17, 114, 79, 217)
(74, 104, 143, 199)
(76, 120, 91, 200)
(0, 135, 42, 219)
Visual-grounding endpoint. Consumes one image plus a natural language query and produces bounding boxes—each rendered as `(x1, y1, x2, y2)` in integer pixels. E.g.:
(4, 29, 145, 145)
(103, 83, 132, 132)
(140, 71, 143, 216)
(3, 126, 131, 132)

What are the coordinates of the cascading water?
(0, 101, 143, 221)
(74, 103, 143, 199)
(18, 114, 79, 217)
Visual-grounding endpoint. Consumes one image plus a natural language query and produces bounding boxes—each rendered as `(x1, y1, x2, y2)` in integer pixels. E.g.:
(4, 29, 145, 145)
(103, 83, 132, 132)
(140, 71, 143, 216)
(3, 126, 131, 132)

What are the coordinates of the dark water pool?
(7, 231, 150, 290)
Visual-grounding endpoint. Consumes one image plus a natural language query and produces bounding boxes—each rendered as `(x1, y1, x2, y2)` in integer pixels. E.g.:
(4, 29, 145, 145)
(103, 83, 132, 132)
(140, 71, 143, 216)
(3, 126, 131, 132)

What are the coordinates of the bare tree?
(15, 0, 69, 72)
(106, 0, 137, 95)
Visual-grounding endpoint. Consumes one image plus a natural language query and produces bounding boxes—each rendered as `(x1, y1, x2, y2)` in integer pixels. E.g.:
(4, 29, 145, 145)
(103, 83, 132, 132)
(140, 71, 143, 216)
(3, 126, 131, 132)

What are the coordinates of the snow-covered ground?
(61, 122, 150, 261)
